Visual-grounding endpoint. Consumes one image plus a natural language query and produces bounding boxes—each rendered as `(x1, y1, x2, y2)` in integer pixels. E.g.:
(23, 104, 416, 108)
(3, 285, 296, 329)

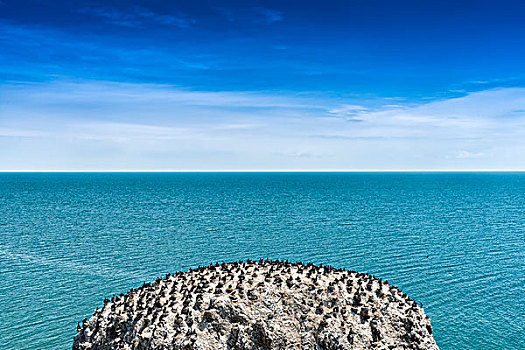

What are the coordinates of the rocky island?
(73, 260, 438, 349)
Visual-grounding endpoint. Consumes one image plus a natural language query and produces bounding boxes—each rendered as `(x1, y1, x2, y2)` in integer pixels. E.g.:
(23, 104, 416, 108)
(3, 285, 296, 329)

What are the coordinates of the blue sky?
(1, 0, 524, 170)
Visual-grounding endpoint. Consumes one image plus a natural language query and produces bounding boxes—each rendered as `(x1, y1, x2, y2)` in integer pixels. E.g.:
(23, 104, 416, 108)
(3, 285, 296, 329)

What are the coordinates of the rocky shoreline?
(73, 260, 438, 349)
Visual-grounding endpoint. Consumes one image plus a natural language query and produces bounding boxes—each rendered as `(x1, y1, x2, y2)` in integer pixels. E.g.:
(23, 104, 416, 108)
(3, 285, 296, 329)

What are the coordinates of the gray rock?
(73, 260, 439, 349)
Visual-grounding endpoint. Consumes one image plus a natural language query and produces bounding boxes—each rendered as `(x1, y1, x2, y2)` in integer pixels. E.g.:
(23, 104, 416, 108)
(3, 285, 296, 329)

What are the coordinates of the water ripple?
(0, 172, 523, 350)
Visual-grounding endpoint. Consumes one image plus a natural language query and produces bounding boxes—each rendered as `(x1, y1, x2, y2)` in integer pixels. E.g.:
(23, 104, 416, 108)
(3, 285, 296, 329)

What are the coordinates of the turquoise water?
(0, 172, 523, 349)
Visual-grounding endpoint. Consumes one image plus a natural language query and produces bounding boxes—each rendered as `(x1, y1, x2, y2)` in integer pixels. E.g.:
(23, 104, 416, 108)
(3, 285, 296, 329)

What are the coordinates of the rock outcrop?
(73, 260, 438, 349)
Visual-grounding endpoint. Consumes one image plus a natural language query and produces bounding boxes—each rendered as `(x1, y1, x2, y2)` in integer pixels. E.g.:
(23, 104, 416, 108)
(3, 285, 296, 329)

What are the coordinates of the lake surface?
(0, 172, 523, 349)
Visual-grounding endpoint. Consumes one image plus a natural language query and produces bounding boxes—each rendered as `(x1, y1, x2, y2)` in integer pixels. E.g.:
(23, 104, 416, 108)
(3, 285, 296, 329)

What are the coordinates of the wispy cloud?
(455, 151, 484, 159)
(0, 20, 211, 84)
(0, 80, 326, 111)
(78, 6, 195, 28)
(327, 104, 367, 121)
(1, 80, 524, 170)
(213, 6, 283, 24)
(255, 8, 283, 23)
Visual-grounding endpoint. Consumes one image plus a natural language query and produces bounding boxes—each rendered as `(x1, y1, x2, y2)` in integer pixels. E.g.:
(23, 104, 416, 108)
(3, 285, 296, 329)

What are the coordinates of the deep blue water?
(0, 172, 523, 349)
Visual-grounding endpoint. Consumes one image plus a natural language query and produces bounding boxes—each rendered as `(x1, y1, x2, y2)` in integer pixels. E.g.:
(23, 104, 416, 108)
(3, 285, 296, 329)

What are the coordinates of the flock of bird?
(73, 259, 438, 349)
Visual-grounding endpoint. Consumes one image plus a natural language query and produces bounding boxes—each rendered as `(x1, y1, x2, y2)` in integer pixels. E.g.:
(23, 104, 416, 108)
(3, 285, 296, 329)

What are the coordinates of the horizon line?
(0, 169, 524, 173)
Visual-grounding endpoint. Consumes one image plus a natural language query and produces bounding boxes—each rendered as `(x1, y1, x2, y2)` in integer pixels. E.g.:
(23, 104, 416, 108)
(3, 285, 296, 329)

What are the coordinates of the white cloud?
(456, 151, 485, 159)
(327, 104, 367, 120)
(1, 80, 524, 170)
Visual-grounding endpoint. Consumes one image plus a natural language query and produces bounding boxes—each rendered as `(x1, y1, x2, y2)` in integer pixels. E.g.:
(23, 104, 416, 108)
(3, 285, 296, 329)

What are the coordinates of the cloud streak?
(78, 6, 195, 28)
(255, 8, 283, 23)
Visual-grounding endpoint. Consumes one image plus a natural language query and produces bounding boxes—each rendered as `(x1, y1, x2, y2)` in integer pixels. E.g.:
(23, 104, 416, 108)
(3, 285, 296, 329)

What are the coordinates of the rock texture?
(73, 260, 438, 350)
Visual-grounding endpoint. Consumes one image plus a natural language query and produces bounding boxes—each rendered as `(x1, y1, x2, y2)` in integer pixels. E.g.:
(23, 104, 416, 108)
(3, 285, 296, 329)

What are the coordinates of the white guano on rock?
(73, 260, 439, 349)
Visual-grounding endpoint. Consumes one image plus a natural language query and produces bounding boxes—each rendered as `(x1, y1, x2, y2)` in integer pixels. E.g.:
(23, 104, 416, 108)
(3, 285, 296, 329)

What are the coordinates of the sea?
(0, 172, 523, 349)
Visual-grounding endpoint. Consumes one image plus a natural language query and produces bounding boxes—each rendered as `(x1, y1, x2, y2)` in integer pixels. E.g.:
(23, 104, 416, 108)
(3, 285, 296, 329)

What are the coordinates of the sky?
(0, 0, 524, 170)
